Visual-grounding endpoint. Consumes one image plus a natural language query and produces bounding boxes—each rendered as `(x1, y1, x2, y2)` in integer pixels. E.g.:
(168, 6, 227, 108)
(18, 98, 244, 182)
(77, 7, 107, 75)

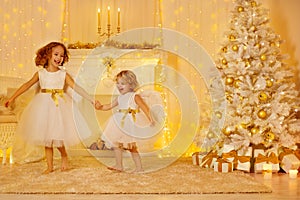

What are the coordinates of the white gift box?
(236, 147, 252, 172)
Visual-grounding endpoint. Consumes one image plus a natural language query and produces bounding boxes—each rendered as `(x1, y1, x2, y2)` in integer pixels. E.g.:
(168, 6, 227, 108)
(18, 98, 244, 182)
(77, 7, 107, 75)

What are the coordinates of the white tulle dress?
(101, 91, 165, 149)
(13, 68, 92, 163)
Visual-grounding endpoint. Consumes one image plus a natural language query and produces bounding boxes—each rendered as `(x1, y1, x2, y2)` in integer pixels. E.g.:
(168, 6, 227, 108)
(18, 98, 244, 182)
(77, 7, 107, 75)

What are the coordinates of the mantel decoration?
(67, 39, 160, 50)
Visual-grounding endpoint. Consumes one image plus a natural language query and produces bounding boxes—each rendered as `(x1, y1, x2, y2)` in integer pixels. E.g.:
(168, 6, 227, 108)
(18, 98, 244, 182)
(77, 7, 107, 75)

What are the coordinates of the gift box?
(265, 151, 280, 173)
(236, 147, 252, 172)
(192, 151, 218, 168)
(280, 154, 300, 173)
(253, 149, 266, 173)
(221, 144, 236, 162)
(192, 152, 200, 165)
(213, 158, 233, 173)
(199, 150, 218, 168)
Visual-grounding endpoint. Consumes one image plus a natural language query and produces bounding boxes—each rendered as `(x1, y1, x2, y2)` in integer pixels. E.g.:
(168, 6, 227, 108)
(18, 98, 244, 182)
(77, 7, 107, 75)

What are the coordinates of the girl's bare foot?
(107, 166, 123, 172)
(42, 168, 54, 174)
(61, 156, 69, 171)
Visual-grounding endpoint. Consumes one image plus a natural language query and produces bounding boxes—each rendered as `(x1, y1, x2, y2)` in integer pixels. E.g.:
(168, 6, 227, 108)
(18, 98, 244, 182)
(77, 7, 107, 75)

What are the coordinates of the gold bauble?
(215, 111, 222, 119)
(255, 43, 261, 48)
(234, 80, 241, 88)
(232, 45, 238, 51)
(260, 54, 267, 61)
(222, 58, 227, 65)
(225, 77, 234, 85)
(207, 132, 214, 139)
(229, 35, 236, 41)
(222, 47, 228, 53)
(251, 1, 257, 7)
(264, 131, 275, 141)
(251, 127, 259, 135)
(258, 92, 268, 102)
(240, 122, 250, 129)
(266, 79, 273, 87)
(257, 109, 267, 119)
(223, 127, 233, 136)
(237, 6, 244, 12)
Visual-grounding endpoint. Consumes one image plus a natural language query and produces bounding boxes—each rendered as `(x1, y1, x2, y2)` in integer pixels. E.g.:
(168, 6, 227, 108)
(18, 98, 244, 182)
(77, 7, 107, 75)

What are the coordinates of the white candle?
(117, 8, 120, 27)
(97, 8, 101, 29)
(263, 163, 272, 173)
(107, 6, 110, 25)
(289, 170, 298, 179)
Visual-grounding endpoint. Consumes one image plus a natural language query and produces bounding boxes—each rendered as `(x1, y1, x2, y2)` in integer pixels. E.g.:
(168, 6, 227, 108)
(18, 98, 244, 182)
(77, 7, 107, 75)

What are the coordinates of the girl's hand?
(4, 100, 12, 108)
(95, 100, 103, 110)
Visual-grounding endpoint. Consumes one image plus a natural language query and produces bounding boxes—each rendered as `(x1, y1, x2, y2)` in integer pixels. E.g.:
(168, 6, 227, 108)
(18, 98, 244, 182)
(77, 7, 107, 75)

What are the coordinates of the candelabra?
(97, 7, 120, 40)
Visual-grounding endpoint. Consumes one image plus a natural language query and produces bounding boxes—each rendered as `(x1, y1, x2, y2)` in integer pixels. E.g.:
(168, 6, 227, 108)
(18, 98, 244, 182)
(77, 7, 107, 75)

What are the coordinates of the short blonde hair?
(114, 70, 139, 91)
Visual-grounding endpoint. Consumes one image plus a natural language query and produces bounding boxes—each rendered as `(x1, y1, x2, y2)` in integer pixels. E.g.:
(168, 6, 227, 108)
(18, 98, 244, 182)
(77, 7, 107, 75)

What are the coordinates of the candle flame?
(108, 6, 110, 10)
(98, 8, 100, 13)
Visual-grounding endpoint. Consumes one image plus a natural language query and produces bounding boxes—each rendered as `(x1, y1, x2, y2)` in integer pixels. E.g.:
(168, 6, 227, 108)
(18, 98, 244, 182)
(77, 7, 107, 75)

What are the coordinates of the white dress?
(101, 92, 165, 149)
(13, 68, 92, 162)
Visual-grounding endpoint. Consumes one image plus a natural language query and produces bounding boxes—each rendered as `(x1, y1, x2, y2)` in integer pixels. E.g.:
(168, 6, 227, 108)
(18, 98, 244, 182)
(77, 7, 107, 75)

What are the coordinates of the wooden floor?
(0, 171, 298, 200)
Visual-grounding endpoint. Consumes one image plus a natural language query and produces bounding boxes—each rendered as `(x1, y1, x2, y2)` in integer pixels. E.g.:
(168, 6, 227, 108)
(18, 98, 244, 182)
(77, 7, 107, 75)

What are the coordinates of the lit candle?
(107, 6, 110, 25)
(117, 8, 120, 27)
(97, 8, 101, 29)
(289, 170, 298, 179)
(263, 164, 272, 179)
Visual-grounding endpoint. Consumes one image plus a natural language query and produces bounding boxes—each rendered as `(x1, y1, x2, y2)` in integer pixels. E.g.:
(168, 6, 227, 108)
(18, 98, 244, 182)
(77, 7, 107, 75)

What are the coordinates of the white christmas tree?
(212, 0, 300, 152)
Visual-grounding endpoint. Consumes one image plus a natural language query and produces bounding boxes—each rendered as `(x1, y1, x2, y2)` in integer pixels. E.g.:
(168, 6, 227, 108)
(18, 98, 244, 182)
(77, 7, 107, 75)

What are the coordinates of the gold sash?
(41, 89, 64, 106)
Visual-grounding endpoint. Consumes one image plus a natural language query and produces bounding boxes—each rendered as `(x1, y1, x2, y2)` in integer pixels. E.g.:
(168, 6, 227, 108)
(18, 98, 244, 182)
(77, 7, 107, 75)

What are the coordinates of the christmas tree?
(212, 0, 300, 152)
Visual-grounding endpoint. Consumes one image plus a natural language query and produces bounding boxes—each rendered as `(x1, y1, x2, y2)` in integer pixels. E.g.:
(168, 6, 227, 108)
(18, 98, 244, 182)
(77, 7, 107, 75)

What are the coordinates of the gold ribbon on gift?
(118, 107, 140, 127)
(215, 157, 233, 172)
(192, 152, 200, 165)
(255, 152, 279, 164)
(222, 150, 237, 166)
(41, 89, 64, 106)
(237, 155, 251, 163)
(278, 147, 294, 161)
(200, 150, 218, 168)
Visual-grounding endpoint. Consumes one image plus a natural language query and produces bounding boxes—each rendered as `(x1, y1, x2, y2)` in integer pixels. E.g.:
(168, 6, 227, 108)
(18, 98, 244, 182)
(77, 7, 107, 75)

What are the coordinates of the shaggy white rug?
(0, 156, 272, 194)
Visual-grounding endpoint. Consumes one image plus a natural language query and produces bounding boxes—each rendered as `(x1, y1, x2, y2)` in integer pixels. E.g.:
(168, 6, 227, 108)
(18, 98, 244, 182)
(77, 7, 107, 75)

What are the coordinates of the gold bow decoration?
(255, 152, 279, 164)
(215, 157, 233, 172)
(221, 150, 237, 162)
(41, 89, 64, 106)
(236, 155, 251, 163)
(278, 147, 294, 161)
(118, 107, 140, 127)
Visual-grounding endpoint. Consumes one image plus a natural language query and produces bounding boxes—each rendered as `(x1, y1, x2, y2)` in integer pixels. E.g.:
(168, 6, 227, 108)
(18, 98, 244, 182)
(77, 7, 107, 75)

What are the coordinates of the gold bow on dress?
(41, 89, 64, 106)
(118, 107, 140, 127)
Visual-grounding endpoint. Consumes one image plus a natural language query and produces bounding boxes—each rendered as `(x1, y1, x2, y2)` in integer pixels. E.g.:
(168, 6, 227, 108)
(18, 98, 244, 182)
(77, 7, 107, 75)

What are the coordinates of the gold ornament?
(257, 109, 267, 119)
(222, 47, 227, 53)
(215, 111, 222, 119)
(251, 127, 259, 135)
(240, 122, 250, 129)
(234, 80, 241, 88)
(258, 92, 268, 102)
(225, 77, 234, 85)
(207, 132, 214, 139)
(266, 79, 273, 87)
(223, 127, 233, 136)
(251, 1, 257, 7)
(229, 35, 236, 41)
(260, 54, 267, 61)
(232, 45, 238, 51)
(255, 43, 261, 48)
(237, 6, 244, 12)
(222, 58, 227, 65)
(264, 131, 275, 141)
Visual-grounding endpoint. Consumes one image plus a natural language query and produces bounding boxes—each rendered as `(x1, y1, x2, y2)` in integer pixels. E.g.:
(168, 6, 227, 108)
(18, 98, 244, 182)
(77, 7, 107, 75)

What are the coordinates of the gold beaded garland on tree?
(257, 109, 267, 119)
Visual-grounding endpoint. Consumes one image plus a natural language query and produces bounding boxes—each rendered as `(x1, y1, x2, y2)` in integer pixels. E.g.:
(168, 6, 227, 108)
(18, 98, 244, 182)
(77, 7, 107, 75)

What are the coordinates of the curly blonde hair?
(35, 42, 69, 68)
(114, 70, 139, 91)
